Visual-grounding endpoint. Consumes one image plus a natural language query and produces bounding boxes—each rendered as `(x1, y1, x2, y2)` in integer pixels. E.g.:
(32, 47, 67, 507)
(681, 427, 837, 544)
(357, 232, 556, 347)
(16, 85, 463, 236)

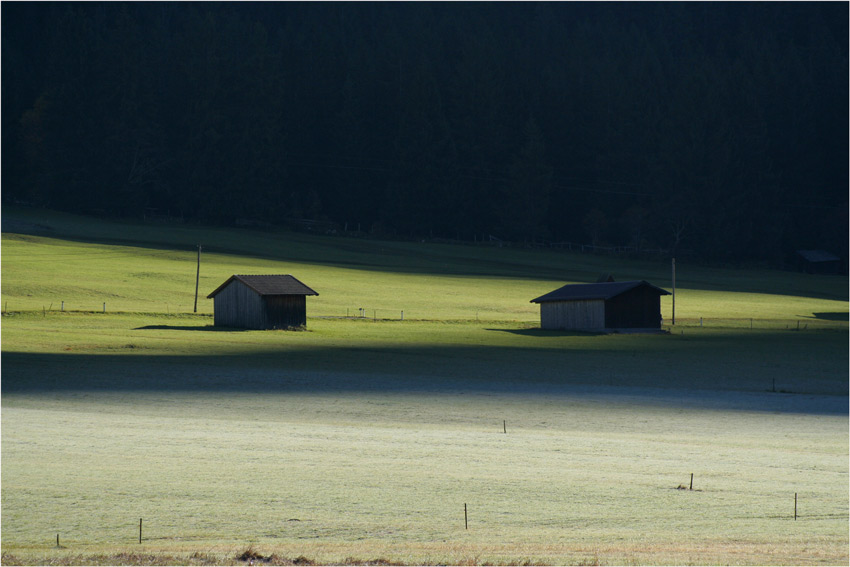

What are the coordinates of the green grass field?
(2, 207, 847, 565)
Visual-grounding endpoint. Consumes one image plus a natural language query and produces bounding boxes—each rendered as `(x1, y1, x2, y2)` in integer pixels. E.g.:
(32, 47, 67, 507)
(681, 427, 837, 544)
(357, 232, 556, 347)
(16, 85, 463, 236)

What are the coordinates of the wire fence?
(3, 303, 848, 333)
(664, 317, 848, 331)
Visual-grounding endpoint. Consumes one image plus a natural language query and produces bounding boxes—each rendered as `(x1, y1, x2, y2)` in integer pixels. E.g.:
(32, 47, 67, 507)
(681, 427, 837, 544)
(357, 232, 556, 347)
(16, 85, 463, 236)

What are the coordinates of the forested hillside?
(2, 2, 847, 264)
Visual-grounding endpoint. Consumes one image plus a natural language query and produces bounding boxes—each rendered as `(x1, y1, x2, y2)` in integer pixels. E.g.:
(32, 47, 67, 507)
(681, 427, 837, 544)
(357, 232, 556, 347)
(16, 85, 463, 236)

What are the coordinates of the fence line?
(2, 306, 847, 331)
(663, 317, 847, 331)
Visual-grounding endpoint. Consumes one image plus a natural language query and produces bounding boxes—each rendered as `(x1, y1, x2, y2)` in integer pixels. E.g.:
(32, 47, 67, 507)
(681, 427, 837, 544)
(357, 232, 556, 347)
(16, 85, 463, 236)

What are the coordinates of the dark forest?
(2, 2, 847, 265)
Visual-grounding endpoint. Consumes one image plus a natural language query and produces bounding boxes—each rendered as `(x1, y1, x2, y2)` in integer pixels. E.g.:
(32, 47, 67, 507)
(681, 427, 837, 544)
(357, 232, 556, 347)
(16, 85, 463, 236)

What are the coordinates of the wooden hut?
(530, 280, 670, 331)
(796, 250, 842, 275)
(207, 275, 318, 329)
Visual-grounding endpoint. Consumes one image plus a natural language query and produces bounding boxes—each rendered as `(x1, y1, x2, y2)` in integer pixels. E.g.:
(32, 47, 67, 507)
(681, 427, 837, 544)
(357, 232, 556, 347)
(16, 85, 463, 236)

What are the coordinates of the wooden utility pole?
(194, 244, 202, 313)
(671, 257, 676, 325)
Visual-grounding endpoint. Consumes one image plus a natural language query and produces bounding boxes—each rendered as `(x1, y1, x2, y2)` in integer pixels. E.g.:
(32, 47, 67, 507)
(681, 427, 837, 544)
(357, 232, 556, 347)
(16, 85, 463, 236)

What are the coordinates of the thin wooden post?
(56, 534, 60, 547)
(689, 473, 693, 490)
(139, 518, 143, 543)
(464, 503, 468, 530)
(503, 420, 507, 434)
(61, 301, 65, 312)
(794, 493, 797, 520)
(671, 257, 676, 325)
(103, 302, 106, 313)
(194, 245, 202, 313)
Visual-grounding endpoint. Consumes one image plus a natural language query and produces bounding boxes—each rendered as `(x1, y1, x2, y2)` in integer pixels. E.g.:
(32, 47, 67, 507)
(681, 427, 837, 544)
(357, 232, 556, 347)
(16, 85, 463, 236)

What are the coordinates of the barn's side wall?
(540, 300, 605, 330)
(605, 286, 662, 328)
(264, 295, 307, 328)
(213, 280, 266, 329)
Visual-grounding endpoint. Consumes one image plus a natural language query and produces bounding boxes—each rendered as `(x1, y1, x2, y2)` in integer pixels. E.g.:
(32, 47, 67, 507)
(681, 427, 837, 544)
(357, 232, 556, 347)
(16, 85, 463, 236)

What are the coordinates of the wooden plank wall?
(213, 280, 266, 329)
(540, 299, 605, 330)
(213, 281, 309, 329)
(605, 287, 662, 328)
(264, 295, 307, 328)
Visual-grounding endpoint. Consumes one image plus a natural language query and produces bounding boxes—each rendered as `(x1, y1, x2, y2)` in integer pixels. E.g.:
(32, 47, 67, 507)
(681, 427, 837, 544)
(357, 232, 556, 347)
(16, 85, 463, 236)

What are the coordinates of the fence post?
(671, 257, 676, 325)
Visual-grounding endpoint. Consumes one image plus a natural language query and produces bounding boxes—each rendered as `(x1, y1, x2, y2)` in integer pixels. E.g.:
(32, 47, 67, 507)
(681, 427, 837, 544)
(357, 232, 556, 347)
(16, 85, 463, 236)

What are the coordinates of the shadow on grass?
(134, 324, 247, 332)
(2, 334, 847, 414)
(486, 327, 607, 338)
(803, 312, 849, 321)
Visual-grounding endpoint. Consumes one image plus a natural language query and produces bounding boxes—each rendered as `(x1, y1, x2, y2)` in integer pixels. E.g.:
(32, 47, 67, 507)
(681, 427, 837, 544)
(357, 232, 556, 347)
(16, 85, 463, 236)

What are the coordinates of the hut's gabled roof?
(796, 249, 840, 263)
(530, 280, 670, 303)
(207, 275, 319, 299)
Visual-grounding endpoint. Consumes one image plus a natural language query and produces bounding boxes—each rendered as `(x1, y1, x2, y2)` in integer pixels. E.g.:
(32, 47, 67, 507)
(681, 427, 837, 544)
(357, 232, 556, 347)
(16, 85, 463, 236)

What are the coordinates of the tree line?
(2, 2, 847, 265)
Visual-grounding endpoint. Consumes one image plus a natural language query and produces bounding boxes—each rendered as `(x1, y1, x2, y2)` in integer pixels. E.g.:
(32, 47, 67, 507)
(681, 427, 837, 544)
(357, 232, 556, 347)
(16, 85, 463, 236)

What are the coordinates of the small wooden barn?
(796, 250, 842, 275)
(530, 280, 670, 331)
(207, 275, 318, 330)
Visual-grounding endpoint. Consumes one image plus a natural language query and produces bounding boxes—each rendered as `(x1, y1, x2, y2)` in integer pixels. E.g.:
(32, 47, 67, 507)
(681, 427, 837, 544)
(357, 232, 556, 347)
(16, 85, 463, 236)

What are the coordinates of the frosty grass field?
(1, 208, 847, 565)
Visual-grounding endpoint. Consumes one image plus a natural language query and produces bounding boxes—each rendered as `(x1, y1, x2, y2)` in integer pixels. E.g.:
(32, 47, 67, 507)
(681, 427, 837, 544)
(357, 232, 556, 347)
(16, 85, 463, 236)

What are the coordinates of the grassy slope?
(2, 206, 847, 322)
(2, 208, 848, 566)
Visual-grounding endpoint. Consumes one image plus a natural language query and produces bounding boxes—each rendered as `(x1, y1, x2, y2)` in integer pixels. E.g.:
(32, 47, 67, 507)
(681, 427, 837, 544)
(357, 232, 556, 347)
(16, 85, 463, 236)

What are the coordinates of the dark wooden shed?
(796, 250, 842, 275)
(207, 275, 318, 329)
(530, 280, 670, 331)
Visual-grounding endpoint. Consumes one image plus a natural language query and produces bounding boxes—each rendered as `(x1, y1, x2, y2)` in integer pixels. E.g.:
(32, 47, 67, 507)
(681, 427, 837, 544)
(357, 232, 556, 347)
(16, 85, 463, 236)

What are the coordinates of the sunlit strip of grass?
(2, 233, 847, 325)
(670, 288, 848, 323)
